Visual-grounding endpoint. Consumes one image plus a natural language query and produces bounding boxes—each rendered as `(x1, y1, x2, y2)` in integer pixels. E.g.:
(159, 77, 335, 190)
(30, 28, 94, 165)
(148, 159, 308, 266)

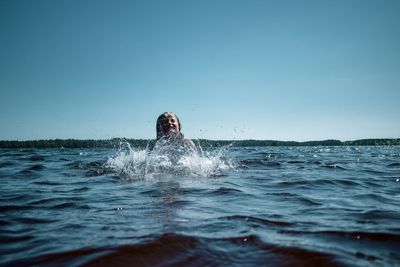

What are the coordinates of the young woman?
(155, 112, 196, 152)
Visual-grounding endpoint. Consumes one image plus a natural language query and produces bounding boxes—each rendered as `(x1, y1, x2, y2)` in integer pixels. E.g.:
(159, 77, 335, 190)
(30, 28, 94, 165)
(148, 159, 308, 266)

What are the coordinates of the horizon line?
(1, 137, 399, 143)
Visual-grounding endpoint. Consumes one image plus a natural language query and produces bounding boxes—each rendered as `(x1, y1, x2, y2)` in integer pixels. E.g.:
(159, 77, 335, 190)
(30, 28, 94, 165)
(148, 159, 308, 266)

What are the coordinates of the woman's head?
(156, 112, 181, 139)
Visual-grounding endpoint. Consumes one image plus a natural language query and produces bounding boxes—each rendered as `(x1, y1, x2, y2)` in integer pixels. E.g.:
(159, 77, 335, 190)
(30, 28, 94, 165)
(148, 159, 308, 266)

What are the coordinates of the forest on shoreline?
(0, 138, 399, 149)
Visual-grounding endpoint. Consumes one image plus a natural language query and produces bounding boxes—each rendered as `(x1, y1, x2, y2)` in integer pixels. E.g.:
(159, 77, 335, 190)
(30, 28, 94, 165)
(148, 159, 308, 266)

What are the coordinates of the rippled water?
(1, 145, 399, 266)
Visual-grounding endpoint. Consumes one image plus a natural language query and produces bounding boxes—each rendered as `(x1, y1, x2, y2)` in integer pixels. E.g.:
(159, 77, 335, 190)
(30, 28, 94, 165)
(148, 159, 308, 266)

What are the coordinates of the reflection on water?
(150, 181, 187, 228)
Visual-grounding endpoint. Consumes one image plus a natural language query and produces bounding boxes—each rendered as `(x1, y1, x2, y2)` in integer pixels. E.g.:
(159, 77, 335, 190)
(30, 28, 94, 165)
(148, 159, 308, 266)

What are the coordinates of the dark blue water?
(1, 145, 399, 266)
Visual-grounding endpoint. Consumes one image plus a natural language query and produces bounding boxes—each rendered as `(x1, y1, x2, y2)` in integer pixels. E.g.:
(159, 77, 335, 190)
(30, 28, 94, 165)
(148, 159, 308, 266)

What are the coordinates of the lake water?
(1, 145, 399, 266)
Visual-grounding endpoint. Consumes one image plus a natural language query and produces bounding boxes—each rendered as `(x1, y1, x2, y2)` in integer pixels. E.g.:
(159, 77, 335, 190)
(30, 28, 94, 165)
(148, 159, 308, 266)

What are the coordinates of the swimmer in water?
(155, 112, 197, 152)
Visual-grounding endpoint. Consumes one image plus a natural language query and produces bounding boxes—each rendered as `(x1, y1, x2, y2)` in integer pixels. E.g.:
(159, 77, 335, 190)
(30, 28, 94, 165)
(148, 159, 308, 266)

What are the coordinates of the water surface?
(1, 145, 399, 266)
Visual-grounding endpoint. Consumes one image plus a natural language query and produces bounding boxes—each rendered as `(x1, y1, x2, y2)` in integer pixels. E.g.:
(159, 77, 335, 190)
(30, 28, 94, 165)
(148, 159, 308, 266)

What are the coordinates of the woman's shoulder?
(183, 138, 197, 152)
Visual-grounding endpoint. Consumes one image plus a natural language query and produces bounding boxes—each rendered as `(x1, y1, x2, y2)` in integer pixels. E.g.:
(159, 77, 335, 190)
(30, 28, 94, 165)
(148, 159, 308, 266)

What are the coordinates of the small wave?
(387, 162, 400, 167)
(354, 252, 381, 262)
(59, 223, 85, 230)
(106, 141, 235, 180)
(70, 186, 90, 193)
(267, 192, 322, 207)
(0, 235, 34, 244)
(0, 205, 35, 212)
(46, 202, 90, 210)
(321, 163, 346, 170)
(65, 160, 104, 170)
(332, 179, 361, 186)
(275, 180, 313, 189)
(222, 215, 294, 227)
(363, 168, 391, 175)
(85, 169, 110, 177)
(353, 193, 394, 204)
(27, 155, 45, 161)
(253, 152, 285, 158)
(240, 159, 282, 168)
(211, 187, 245, 195)
(269, 192, 299, 197)
(63, 159, 112, 177)
(62, 172, 77, 177)
(32, 180, 62, 186)
(298, 197, 322, 206)
(50, 202, 78, 209)
(27, 164, 46, 171)
(287, 160, 306, 164)
(13, 217, 57, 225)
(0, 161, 16, 168)
(28, 196, 84, 206)
(281, 229, 400, 243)
(0, 194, 32, 202)
(5, 233, 343, 267)
(357, 210, 400, 221)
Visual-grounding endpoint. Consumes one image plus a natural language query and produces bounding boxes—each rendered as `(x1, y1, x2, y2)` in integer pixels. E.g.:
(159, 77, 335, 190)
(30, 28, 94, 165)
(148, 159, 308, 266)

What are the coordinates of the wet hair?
(156, 112, 182, 139)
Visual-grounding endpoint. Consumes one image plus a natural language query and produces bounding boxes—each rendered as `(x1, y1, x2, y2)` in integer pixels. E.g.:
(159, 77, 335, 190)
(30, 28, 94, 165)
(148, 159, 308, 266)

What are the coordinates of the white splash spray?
(106, 141, 235, 180)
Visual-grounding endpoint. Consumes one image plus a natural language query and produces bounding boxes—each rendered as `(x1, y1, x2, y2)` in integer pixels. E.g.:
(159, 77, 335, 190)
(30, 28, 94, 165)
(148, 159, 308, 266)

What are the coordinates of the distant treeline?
(0, 138, 399, 149)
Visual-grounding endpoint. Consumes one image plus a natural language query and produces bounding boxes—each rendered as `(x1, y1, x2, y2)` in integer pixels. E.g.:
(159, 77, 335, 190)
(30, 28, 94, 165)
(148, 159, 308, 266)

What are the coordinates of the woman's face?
(160, 114, 180, 135)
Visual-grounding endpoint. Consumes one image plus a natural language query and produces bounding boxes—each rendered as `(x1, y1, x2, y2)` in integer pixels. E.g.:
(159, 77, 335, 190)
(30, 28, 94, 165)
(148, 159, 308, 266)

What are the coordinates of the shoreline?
(0, 138, 399, 148)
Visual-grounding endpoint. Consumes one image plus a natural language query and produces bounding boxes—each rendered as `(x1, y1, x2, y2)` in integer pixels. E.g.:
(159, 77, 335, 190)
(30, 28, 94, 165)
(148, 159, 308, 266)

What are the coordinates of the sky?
(1, 0, 399, 141)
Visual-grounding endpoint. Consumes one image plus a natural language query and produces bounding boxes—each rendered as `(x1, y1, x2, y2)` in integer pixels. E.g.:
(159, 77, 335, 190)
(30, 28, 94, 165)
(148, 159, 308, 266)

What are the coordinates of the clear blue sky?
(1, 0, 399, 141)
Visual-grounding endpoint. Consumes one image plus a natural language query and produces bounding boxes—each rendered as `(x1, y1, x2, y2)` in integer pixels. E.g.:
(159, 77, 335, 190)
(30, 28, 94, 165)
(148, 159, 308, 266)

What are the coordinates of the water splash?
(106, 141, 235, 180)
